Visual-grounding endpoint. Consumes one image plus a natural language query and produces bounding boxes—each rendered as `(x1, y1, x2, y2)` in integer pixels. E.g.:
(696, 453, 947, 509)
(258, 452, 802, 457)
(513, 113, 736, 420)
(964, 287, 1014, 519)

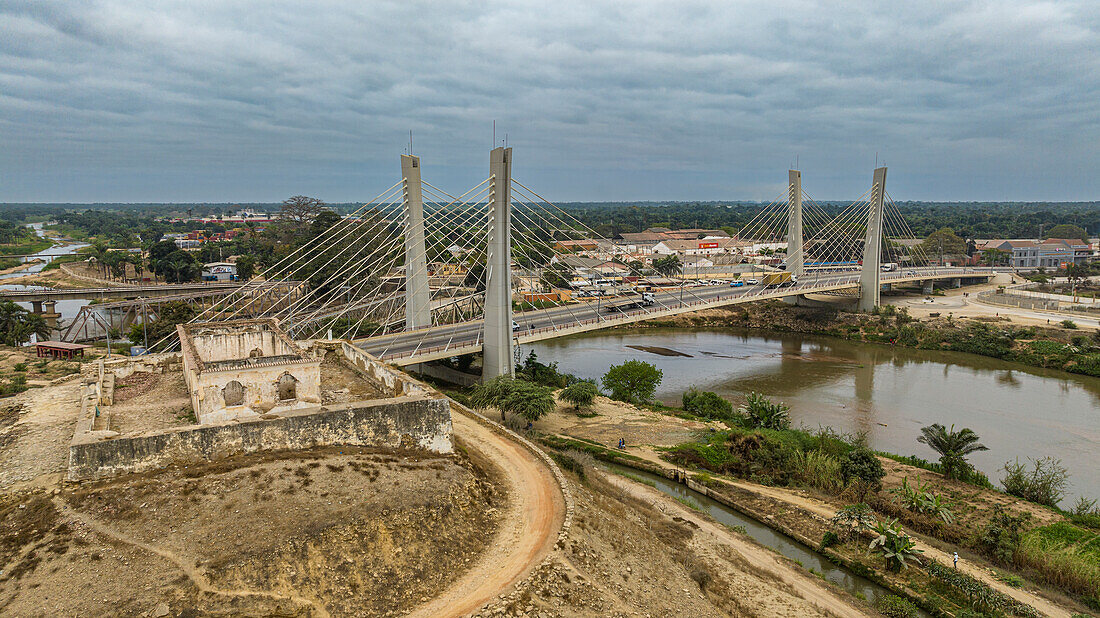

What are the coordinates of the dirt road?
(406, 410, 566, 618)
(602, 471, 871, 618)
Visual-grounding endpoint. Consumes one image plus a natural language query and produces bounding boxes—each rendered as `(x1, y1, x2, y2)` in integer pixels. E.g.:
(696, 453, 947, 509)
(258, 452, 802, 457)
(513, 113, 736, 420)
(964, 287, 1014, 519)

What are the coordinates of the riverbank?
(0, 258, 42, 276)
(627, 298, 1100, 379)
(527, 394, 1093, 616)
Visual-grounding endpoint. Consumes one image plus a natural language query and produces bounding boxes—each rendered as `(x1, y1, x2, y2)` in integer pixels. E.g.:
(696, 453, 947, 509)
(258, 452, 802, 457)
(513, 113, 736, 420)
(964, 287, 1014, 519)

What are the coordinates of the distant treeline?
(2, 200, 1098, 240)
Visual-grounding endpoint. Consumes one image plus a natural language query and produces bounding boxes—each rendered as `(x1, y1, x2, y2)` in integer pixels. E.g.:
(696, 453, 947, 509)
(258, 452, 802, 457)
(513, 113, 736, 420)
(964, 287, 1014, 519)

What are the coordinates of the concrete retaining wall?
(69, 395, 453, 481)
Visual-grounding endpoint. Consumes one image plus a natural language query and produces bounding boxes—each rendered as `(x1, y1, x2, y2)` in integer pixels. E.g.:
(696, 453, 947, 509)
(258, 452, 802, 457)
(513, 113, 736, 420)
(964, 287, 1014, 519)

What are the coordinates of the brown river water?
(528, 327, 1100, 504)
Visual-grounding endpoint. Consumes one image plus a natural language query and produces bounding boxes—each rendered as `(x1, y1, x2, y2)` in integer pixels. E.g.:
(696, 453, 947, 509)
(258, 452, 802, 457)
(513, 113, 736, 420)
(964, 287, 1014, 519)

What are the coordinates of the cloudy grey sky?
(2, 0, 1098, 203)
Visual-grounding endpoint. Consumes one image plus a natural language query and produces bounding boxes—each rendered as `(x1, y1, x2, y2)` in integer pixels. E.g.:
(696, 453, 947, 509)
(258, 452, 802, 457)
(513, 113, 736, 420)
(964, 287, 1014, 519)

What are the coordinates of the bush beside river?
(635, 300, 1100, 379)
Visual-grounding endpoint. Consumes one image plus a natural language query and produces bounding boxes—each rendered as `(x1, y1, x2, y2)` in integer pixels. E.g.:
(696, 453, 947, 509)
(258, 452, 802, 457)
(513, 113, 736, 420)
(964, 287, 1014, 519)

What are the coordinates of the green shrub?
(1062, 319, 1079, 329)
(818, 530, 840, 551)
(840, 448, 885, 501)
(794, 449, 843, 492)
(830, 503, 877, 542)
(869, 518, 922, 572)
(738, 392, 791, 429)
(925, 560, 1041, 617)
(889, 476, 955, 524)
(12, 363, 27, 372)
(1001, 456, 1069, 507)
(873, 594, 918, 618)
(977, 507, 1029, 565)
(682, 386, 733, 419)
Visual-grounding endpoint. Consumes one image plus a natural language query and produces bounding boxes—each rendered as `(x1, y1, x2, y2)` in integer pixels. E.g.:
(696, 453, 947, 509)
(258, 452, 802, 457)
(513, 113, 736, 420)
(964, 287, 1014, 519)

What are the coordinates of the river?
(0, 223, 92, 322)
(528, 327, 1100, 503)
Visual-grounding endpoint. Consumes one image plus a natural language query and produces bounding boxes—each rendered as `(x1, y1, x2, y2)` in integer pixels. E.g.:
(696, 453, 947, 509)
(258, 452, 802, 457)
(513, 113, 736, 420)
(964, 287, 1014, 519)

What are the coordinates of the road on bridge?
(359, 267, 992, 364)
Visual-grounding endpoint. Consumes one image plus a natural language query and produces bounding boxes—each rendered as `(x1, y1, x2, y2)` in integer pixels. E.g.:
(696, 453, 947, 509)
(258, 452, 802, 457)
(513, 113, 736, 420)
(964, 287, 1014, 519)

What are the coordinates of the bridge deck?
(358, 268, 994, 366)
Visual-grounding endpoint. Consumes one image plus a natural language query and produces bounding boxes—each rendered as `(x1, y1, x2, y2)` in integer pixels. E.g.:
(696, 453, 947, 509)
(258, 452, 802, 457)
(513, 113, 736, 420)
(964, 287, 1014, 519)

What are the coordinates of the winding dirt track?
(54, 498, 330, 617)
(405, 410, 565, 618)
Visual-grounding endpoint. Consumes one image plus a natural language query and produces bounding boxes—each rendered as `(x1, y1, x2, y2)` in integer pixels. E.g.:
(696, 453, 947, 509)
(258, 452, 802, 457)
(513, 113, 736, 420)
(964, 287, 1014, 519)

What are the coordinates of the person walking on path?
(953, 552, 959, 569)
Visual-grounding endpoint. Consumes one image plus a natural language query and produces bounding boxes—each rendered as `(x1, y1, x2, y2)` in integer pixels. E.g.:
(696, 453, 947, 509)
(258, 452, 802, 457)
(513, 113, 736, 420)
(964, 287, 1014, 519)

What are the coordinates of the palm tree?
(0, 302, 50, 345)
(653, 255, 682, 278)
(918, 423, 988, 480)
(90, 240, 109, 278)
(19, 313, 51, 344)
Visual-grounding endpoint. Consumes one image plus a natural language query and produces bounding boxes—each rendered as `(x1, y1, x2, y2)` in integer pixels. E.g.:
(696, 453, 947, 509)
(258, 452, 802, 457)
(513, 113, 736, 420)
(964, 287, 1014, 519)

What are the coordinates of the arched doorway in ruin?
(223, 380, 246, 406)
(277, 373, 298, 400)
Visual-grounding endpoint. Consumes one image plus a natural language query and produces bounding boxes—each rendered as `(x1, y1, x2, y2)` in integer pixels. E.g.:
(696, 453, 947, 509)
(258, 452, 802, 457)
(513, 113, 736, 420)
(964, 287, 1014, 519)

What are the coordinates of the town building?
(202, 262, 238, 281)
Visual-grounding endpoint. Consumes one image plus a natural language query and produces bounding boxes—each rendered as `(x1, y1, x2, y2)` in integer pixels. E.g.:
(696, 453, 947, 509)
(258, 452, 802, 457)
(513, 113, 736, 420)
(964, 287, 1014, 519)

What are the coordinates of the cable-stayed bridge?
(178, 148, 994, 379)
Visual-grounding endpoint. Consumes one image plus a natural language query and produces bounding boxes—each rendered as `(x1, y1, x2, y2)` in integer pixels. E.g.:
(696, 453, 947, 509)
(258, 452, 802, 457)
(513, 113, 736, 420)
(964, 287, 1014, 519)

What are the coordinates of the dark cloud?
(1, 0, 1097, 202)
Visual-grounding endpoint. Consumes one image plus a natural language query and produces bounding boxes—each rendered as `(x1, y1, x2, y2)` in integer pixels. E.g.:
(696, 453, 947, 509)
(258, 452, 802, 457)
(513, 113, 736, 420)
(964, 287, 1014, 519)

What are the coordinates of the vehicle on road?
(729, 280, 744, 287)
(603, 292, 656, 314)
(745, 278, 760, 285)
(881, 262, 898, 272)
(762, 272, 796, 287)
(512, 320, 521, 331)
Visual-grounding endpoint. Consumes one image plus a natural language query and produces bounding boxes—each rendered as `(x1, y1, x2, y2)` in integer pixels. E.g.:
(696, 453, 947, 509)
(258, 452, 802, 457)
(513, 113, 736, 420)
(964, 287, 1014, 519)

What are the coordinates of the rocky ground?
(0, 380, 83, 491)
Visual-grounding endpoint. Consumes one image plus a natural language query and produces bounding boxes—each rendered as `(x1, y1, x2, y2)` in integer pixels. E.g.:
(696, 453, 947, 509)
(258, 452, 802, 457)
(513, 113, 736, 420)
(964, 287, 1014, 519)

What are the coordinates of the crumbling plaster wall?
(190, 361, 321, 424)
(69, 395, 453, 481)
(189, 328, 295, 362)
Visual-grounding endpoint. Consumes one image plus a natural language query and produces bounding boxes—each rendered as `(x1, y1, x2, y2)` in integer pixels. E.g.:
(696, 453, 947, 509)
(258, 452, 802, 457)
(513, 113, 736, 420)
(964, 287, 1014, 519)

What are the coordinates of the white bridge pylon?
(165, 147, 953, 380)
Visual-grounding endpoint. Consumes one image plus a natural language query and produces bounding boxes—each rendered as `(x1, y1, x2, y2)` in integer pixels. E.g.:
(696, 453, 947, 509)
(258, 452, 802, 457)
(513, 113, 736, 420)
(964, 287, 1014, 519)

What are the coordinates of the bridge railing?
(375, 267, 987, 363)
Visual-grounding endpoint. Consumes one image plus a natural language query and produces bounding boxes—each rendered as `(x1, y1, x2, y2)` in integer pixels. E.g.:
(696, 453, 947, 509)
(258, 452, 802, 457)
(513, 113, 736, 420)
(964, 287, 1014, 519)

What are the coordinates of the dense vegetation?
(4, 199, 1098, 244)
(0, 221, 51, 255)
(552, 200, 1100, 240)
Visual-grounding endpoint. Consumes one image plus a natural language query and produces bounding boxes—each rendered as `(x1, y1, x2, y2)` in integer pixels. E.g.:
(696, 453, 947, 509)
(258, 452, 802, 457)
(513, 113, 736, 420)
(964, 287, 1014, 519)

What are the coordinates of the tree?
(920, 228, 967, 261)
(560, 380, 598, 412)
(653, 255, 683, 278)
(602, 360, 662, 404)
(89, 240, 110, 277)
(157, 250, 200, 283)
(840, 448, 886, 501)
(917, 423, 988, 480)
(981, 247, 1008, 266)
(235, 255, 256, 281)
(131, 301, 197, 349)
(0, 301, 51, 346)
(470, 376, 554, 422)
(309, 209, 342, 236)
(280, 196, 327, 224)
(1043, 223, 1088, 243)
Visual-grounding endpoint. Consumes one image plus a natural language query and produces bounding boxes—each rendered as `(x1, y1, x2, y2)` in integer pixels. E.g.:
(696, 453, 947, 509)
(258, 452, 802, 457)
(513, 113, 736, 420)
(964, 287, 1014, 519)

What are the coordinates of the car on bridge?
(745, 278, 760, 285)
(729, 280, 744, 287)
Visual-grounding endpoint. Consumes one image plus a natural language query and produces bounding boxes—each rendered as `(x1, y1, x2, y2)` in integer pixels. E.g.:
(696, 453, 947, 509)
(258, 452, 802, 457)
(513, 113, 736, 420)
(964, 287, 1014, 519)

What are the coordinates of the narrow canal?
(599, 461, 932, 616)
